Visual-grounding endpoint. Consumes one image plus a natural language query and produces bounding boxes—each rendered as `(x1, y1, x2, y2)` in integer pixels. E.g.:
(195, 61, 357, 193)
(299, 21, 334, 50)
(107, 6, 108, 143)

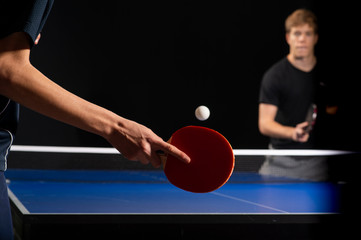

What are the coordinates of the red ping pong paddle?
(161, 126, 234, 193)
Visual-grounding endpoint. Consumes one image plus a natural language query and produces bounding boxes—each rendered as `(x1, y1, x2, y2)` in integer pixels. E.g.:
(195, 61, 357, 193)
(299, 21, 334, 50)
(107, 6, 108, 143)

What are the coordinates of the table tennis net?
(8, 145, 357, 182)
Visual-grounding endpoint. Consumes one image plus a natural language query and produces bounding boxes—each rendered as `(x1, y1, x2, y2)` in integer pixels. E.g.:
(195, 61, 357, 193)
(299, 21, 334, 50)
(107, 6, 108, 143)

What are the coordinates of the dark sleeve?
(259, 68, 281, 107)
(0, 0, 54, 46)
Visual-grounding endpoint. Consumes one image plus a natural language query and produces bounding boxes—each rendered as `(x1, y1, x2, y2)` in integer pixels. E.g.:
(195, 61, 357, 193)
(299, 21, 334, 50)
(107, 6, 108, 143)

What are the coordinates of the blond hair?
(285, 9, 318, 33)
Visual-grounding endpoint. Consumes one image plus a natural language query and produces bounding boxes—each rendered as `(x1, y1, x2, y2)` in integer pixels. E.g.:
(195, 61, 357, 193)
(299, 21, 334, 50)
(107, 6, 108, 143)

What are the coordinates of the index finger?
(156, 140, 191, 164)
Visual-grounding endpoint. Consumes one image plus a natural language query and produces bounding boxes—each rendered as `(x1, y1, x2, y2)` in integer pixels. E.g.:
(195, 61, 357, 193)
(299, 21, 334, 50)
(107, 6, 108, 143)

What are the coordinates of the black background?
(13, 0, 359, 150)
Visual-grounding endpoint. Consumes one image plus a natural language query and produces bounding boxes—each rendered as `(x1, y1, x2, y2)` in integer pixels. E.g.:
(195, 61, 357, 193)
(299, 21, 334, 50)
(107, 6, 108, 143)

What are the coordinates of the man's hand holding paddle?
(105, 117, 191, 168)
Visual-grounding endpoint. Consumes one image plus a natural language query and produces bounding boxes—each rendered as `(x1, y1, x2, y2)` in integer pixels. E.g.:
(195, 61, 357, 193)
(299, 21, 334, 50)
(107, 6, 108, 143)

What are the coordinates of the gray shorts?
(259, 149, 329, 181)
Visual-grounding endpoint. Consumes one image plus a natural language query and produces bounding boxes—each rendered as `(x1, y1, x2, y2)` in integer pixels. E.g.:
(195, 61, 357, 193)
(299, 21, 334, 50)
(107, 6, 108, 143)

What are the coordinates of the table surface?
(6, 169, 341, 216)
(5, 148, 354, 239)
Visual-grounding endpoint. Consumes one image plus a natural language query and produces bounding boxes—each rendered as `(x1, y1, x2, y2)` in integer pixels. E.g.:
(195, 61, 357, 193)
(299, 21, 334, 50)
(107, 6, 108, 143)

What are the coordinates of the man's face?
(286, 24, 318, 59)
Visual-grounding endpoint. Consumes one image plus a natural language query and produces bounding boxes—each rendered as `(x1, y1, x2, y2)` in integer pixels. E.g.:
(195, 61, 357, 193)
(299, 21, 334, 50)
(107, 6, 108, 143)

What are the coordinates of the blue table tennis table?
(6, 168, 345, 240)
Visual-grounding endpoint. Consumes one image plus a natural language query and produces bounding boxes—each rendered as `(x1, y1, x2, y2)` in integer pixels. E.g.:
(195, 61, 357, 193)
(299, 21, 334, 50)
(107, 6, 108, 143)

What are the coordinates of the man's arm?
(258, 103, 309, 142)
(0, 32, 190, 167)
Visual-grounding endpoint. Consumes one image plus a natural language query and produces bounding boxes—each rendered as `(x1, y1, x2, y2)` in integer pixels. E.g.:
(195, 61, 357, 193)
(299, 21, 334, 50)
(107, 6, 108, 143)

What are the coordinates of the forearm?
(1, 61, 121, 139)
(259, 119, 294, 140)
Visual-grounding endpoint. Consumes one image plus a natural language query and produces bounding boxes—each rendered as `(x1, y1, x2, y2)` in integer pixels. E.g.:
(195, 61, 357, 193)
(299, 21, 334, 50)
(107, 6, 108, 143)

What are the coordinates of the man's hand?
(105, 118, 190, 168)
(292, 122, 310, 142)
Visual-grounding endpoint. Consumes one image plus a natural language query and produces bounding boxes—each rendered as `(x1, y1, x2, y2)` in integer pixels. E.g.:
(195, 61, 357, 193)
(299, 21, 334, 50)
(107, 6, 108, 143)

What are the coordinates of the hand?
(105, 118, 190, 168)
(292, 122, 310, 142)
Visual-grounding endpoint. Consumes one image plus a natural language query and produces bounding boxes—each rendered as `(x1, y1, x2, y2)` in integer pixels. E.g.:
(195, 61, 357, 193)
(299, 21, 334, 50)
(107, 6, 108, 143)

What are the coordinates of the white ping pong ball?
(195, 105, 210, 121)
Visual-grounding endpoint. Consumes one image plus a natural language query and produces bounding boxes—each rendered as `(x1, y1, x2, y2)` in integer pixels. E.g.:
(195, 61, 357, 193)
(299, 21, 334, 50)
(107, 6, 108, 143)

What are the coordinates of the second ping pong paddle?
(304, 103, 317, 133)
(160, 126, 234, 193)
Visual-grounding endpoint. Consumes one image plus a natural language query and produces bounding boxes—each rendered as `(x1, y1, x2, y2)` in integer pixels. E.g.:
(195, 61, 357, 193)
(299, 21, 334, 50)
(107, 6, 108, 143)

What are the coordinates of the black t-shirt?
(259, 57, 319, 149)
